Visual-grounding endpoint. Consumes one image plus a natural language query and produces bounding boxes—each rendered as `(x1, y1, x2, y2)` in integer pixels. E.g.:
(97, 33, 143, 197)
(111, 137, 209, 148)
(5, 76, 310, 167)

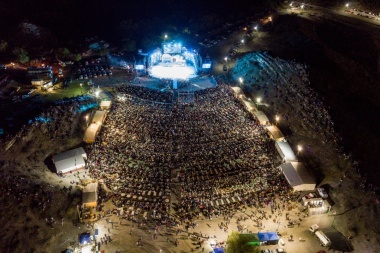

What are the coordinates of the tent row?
(83, 102, 111, 144)
(230, 87, 316, 192)
(230, 87, 270, 125)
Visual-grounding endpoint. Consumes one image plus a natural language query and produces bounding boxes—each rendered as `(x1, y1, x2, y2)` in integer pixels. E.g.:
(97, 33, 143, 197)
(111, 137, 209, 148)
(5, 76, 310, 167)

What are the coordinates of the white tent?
(266, 125, 285, 141)
(53, 147, 87, 174)
(275, 141, 297, 162)
(83, 123, 101, 144)
(240, 97, 256, 112)
(92, 110, 106, 125)
(100, 100, 112, 110)
(231, 86, 245, 98)
(279, 162, 315, 191)
(253, 111, 270, 125)
(82, 182, 98, 208)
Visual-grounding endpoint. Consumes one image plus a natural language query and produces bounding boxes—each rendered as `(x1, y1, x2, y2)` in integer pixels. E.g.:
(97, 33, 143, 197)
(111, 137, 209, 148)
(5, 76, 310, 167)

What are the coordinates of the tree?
(13, 47, 29, 64)
(226, 231, 260, 253)
(72, 53, 82, 62)
(0, 40, 8, 52)
(58, 48, 72, 60)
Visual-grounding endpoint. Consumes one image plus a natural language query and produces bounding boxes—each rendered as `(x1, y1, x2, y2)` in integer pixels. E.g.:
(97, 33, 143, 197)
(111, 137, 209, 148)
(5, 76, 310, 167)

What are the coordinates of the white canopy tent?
(53, 147, 87, 174)
(92, 110, 107, 125)
(279, 162, 315, 191)
(253, 111, 270, 125)
(100, 100, 112, 110)
(275, 141, 297, 162)
(82, 182, 98, 208)
(231, 86, 245, 98)
(83, 123, 101, 144)
(266, 125, 285, 141)
(239, 97, 256, 112)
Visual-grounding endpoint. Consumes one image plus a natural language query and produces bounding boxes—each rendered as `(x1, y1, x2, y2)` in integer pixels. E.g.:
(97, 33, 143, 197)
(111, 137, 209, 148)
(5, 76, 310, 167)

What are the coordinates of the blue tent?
(213, 248, 225, 253)
(79, 233, 91, 245)
(258, 232, 279, 245)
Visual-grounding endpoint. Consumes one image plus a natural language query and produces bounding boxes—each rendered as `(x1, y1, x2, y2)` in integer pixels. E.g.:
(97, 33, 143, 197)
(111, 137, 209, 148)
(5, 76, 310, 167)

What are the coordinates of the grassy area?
(35, 80, 92, 102)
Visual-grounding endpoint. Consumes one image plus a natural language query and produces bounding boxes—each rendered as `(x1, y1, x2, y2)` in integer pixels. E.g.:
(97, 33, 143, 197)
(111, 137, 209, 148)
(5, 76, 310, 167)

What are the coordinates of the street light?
(85, 115, 89, 127)
(254, 25, 258, 31)
(95, 90, 100, 103)
(297, 145, 303, 155)
(239, 77, 243, 85)
(275, 115, 280, 126)
(241, 39, 244, 44)
(345, 3, 349, 8)
(256, 97, 262, 110)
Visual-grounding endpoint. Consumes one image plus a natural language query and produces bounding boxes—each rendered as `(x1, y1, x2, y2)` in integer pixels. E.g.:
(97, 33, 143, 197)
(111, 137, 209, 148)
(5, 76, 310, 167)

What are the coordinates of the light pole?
(256, 97, 261, 110)
(164, 34, 168, 44)
(239, 77, 243, 86)
(95, 90, 100, 104)
(224, 56, 228, 71)
(85, 115, 89, 127)
(80, 83, 83, 95)
(297, 145, 303, 155)
(275, 115, 280, 126)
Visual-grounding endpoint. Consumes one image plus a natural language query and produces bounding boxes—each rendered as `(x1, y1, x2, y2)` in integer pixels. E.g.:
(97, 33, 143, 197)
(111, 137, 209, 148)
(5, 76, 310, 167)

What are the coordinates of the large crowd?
(86, 84, 295, 225)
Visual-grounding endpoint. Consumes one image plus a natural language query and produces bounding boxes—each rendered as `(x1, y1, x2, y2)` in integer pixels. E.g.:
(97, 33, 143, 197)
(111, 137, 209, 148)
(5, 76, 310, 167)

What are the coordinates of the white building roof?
(275, 141, 297, 162)
(54, 155, 85, 173)
(53, 147, 86, 163)
(266, 125, 285, 141)
(280, 162, 315, 191)
(253, 111, 270, 125)
(100, 100, 112, 110)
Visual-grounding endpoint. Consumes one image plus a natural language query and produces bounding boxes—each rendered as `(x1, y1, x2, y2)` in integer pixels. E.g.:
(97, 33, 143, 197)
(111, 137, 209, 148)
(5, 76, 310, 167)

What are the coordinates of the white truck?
(315, 230, 331, 247)
(309, 224, 319, 233)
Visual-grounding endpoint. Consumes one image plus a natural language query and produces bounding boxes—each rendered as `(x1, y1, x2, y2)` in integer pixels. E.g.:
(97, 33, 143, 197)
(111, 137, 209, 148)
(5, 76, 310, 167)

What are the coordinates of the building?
(231, 86, 245, 99)
(91, 110, 107, 124)
(83, 123, 101, 144)
(53, 147, 87, 174)
(252, 111, 270, 126)
(279, 162, 316, 191)
(100, 100, 112, 110)
(27, 66, 53, 78)
(275, 140, 297, 162)
(265, 125, 285, 141)
(82, 182, 98, 208)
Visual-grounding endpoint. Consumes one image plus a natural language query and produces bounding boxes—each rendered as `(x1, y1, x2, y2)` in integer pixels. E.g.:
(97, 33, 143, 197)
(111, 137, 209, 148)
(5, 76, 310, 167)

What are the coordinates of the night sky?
(0, 0, 275, 42)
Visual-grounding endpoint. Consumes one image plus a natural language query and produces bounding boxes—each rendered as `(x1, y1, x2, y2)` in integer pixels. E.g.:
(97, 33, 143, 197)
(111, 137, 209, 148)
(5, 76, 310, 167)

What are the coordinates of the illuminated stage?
(148, 42, 199, 80)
